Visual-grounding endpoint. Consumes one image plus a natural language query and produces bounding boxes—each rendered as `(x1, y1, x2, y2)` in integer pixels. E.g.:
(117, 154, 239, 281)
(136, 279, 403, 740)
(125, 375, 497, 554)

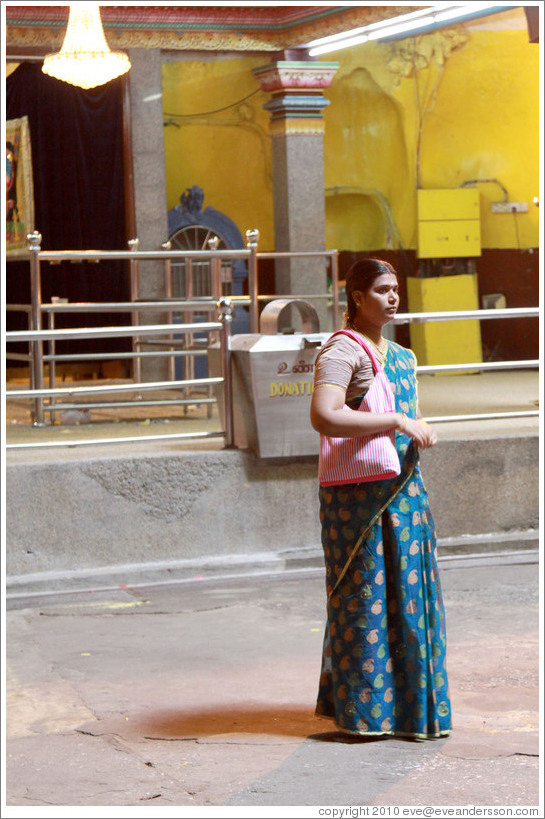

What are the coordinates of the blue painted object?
(168, 186, 250, 379)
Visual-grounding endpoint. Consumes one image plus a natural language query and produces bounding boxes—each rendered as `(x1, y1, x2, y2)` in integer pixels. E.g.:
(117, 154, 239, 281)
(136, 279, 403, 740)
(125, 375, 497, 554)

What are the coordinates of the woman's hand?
(400, 415, 437, 449)
(311, 386, 438, 448)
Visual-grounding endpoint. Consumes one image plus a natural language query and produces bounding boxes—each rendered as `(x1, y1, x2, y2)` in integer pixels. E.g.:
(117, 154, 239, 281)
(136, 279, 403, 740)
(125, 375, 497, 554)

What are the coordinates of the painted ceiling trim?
(5, 5, 424, 52)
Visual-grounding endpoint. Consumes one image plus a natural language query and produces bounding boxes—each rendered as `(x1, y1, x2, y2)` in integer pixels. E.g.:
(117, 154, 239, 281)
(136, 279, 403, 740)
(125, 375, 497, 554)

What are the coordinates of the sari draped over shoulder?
(315, 340, 452, 738)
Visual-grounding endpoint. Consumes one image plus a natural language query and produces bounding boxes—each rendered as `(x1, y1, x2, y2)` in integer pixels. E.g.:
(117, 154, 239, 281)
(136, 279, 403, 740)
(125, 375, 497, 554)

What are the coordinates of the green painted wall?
(162, 10, 539, 254)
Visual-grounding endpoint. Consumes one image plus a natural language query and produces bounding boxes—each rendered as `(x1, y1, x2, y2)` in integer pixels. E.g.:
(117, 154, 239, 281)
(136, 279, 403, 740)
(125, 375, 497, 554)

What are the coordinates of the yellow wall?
(162, 10, 539, 254)
(414, 27, 539, 251)
(162, 57, 274, 247)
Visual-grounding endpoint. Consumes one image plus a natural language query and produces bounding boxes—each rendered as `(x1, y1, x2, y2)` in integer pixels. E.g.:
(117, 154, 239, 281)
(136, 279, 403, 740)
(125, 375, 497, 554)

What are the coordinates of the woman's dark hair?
(343, 258, 397, 327)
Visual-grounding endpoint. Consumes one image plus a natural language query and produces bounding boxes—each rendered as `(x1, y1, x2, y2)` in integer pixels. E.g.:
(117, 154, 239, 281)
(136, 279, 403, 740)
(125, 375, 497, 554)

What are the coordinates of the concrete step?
(6, 529, 539, 604)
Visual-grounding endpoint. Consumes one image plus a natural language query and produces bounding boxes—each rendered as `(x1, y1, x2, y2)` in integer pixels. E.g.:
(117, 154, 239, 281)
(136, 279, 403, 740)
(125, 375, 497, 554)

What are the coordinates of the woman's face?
(353, 272, 400, 329)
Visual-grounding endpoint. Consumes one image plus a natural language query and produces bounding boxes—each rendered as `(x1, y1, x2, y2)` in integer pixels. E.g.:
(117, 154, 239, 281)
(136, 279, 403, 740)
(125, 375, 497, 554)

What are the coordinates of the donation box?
(209, 298, 332, 458)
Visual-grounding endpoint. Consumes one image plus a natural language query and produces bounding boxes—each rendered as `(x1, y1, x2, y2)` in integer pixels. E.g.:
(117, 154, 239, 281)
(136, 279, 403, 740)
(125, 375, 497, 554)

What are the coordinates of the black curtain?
(6, 62, 130, 356)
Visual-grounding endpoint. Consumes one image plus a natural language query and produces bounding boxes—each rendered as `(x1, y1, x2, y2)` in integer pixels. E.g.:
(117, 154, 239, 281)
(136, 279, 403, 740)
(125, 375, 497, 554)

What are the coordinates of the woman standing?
(310, 259, 451, 739)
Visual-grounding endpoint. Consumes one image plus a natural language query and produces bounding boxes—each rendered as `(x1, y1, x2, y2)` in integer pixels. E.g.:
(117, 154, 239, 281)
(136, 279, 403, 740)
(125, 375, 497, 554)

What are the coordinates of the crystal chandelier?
(42, 4, 131, 90)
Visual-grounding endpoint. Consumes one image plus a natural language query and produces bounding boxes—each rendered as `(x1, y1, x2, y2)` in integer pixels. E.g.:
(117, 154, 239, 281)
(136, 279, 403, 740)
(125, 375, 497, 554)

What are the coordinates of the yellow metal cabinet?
(407, 273, 483, 369)
(417, 189, 481, 258)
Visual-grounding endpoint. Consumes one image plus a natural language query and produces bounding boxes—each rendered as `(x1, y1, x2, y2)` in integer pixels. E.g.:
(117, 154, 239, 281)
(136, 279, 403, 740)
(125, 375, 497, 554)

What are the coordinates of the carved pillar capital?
(253, 60, 338, 136)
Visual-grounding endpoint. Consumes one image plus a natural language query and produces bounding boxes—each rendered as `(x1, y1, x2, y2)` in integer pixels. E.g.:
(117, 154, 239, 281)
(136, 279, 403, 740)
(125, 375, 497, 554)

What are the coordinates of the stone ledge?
(5, 535, 539, 602)
(6, 434, 539, 590)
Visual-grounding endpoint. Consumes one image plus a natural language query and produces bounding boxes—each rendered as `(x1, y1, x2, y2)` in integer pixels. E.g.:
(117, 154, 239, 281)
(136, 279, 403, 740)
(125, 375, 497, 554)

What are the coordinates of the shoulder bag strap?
(327, 329, 382, 373)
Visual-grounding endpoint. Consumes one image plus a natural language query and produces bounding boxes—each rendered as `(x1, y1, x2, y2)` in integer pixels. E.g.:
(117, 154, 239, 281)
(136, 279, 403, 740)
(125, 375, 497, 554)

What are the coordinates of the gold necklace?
(349, 326, 388, 365)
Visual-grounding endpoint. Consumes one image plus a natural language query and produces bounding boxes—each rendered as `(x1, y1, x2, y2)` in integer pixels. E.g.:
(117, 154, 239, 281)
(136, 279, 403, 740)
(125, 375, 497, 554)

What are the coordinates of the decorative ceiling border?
(5, 5, 423, 53)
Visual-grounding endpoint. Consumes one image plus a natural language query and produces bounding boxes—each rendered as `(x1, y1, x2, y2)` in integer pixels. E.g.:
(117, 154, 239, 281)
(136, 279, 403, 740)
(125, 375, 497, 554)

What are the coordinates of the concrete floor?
(4, 368, 541, 812)
(4, 558, 540, 811)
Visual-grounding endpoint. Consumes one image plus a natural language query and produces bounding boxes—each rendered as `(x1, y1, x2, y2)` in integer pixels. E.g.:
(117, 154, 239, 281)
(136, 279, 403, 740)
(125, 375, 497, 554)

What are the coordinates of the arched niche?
(167, 186, 249, 334)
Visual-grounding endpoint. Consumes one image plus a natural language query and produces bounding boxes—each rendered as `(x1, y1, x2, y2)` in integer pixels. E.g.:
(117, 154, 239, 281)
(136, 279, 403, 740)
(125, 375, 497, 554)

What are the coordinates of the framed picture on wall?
(6, 115, 35, 257)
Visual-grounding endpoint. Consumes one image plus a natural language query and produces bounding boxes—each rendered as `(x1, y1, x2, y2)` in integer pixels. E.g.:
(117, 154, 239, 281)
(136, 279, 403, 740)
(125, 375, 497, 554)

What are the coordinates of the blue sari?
(315, 340, 452, 738)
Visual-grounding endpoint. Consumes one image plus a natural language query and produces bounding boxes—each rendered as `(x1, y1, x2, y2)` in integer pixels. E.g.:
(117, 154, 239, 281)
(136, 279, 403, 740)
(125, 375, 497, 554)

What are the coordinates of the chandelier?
(42, 4, 131, 90)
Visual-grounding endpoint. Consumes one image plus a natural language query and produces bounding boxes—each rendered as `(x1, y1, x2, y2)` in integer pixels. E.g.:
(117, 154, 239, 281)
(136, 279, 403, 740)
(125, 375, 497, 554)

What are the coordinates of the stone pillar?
(127, 48, 169, 379)
(253, 60, 338, 331)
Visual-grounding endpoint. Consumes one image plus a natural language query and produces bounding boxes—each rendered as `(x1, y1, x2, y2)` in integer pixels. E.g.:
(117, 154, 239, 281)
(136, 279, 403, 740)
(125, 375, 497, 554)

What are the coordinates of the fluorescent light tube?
(309, 34, 370, 57)
(306, 6, 441, 49)
(434, 3, 502, 23)
(367, 16, 435, 41)
(306, 26, 371, 49)
(304, 3, 509, 55)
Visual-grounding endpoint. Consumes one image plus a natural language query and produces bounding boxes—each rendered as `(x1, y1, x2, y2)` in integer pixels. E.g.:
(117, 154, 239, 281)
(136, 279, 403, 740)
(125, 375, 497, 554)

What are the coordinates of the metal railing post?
(330, 250, 340, 330)
(185, 256, 194, 390)
(208, 235, 221, 303)
(26, 308, 34, 391)
(217, 297, 234, 447)
(48, 309, 57, 422)
(245, 228, 259, 333)
(28, 231, 45, 426)
(208, 236, 222, 419)
(128, 237, 141, 382)
(162, 240, 175, 381)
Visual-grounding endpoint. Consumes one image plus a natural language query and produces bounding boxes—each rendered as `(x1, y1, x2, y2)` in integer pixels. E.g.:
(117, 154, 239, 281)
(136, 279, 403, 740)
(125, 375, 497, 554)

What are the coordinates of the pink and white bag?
(318, 330, 401, 486)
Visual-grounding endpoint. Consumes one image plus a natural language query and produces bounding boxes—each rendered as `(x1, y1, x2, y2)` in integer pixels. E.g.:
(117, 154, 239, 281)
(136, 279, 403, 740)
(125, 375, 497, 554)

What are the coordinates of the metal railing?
(392, 307, 539, 425)
(6, 310, 233, 428)
(6, 230, 341, 431)
(392, 307, 540, 374)
(7, 299, 230, 425)
(5, 231, 539, 447)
